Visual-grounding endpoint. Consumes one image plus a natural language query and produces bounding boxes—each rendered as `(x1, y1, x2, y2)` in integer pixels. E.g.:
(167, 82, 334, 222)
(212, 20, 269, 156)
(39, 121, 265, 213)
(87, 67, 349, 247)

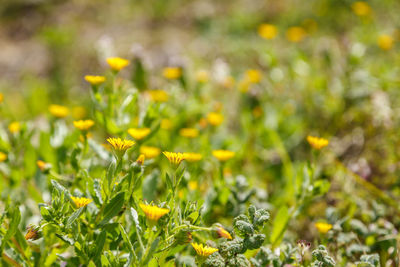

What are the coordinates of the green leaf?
(99, 192, 125, 226)
(66, 207, 84, 227)
(119, 224, 137, 265)
(270, 205, 290, 246)
(51, 180, 71, 198)
(130, 207, 142, 233)
(92, 231, 107, 259)
(0, 207, 21, 253)
(107, 161, 116, 188)
(142, 172, 158, 201)
(142, 237, 160, 265)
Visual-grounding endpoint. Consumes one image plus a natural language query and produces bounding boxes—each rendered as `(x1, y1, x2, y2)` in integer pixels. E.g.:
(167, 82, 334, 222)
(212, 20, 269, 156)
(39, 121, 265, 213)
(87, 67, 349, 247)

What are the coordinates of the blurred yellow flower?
(378, 34, 394, 51)
(107, 137, 135, 152)
(139, 203, 170, 221)
(258, 24, 278, 40)
(161, 118, 173, 130)
(286, 27, 306, 43)
(212, 150, 235, 161)
(315, 222, 332, 234)
(0, 93, 3, 103)
(183, 152, 202, 162)
(0, 152, 7, 162)
(163, 67, 182, 79)
(188, 180, 198, 190)
(71, 196, 92, 208)
(307, 136, 329, 150)
(84, 75, 106, 85)
(9, 122, 21, 133)
(72, 106, 87, 120)
(163, 151, 185, 165)
(128, 128, 151, 140)
(217, 227, 232, 240)
(207, 112, 224, 126)
(106, 57, 130, 71)
(136, 154, 145, 165)
(352, 1, 371, 17)
(73, 120, 94, 131)
(49, 104, 69, 118)
(148, 90, 169, 102)
(36, 160, 46, 171)
(196, 70, 210, 83)
(179, 128, 199, 138)
(191, 243, 218, 257)
(140, 146, 161, 159)
(245, 69, 262, 84)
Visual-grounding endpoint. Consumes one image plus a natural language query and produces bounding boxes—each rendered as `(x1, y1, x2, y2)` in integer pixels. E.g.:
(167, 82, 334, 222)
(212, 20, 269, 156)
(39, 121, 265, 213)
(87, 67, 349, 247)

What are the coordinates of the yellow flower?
(216, 227, 232, 240)
(0, 152, 7, 162)
(212, 150, 235, 161)
(148, 90, 169, 102)
(245, 69, 262, 84)
(140, 146, 161, 159)
(128, 128, 151, 140)
(49, 104, 69, 118)
(139, 203, 170, 221)
(9, 122, 21, 133)
(107, 137, 135, 152)
(163, 67, 182, 80)
(179, 128, 199, 138)
(73, 120, 95, 131)
(0, 93, 4, 103)
(207, 112, 224, 126)
(196, 70, 210, 83)
(315, 222, 333, 234)
(106, 57, 130, 71)
(188, 181, 198, 191)
(183, 152, 202, 162)
(163, 151, 185, 165)
(25, 225, 40, 240)
(378, 34, 394, 51)
(72, 106, 87, 120)
(238, 79, 251, 93)
(286, 26, 306, 43)
(37, 160, 46, 171)
(71, 196, 92, 208)
(136, 154, 145, 165)
(191, 243, 218, 257)
(258, 23, 278, 40)
(307, 136, 329, 150)
(161, 119, 173, 130)
(84, 75, 106, 85)
(352, 1, 371, 17)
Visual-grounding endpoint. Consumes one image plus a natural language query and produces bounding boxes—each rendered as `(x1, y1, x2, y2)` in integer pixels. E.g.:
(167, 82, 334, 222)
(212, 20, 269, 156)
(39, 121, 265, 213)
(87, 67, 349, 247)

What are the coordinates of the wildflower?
(163, 151, 185, 165)
(37, 160, 47, 171)
(140, 146, 161, 159)
(352, 1, 371, 17)
(179, 128, 199, 138)
(8, 122, 21, 133)
(25, 225, 40, 240)
(207, 112, 224, 126)
(136, 154, 145, 165)
(315, 222, 333, 234)
(378, 34, 394, 51)
(73, 120, 95, 131)
(175, 229, 193, 244)
(71, 196, 92, 208)
(191, 243, 218, 257)
(245, 69, 262, 84)
(212, 150, 235, 161)
(0, 93, 3, 103)
(216, 227, 232, 240)
(0, 152, 7, 162)
(106, 57, 130, 71)
(161, 119, 173, 130)
(148, 90, 169, 102)
(163, 67, 182, 80)
(84, 75, 106, 86)
(107, 137, 135, 153)
(258, 23, 278, 40)
(48, 104, 69, 118)
(139, 203, 170, 221)
(72, 106, 87, 120)
(183, 152, 202, 162)
(128, 128, 151, 140)
(188, 181, 198, 190)
(307, 136, 329, 150)
(196, 70, 209, 83)
(286, 26, 306, 43)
